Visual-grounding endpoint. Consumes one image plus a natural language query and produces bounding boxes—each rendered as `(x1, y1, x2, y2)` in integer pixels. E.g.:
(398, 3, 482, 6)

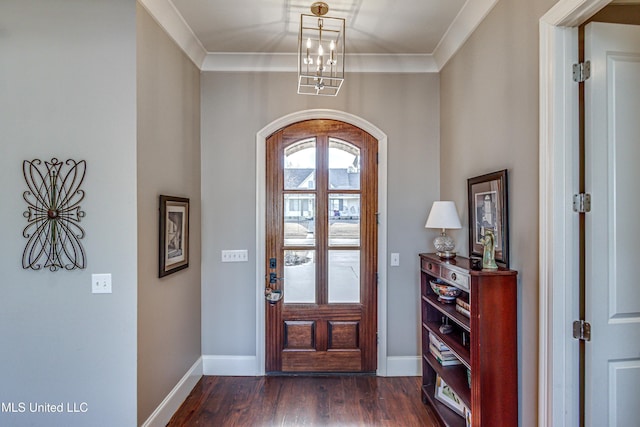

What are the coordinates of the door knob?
(265, 287, 283, 304)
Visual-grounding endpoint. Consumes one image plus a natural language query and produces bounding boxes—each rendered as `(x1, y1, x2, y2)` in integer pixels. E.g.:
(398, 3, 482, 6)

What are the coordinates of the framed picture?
(159, 195, 190, 277)
(434, 375, 466, 416)
(467, 169, 509, 267)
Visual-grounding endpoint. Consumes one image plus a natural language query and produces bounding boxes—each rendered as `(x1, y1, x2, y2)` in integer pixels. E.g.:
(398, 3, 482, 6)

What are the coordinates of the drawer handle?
(451, 272, 457, 281)
(428, 263, 432, 270)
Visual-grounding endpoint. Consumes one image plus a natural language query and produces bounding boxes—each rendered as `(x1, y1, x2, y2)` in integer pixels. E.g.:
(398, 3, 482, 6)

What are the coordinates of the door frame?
(538, 1, 611, 426)
(255, 109, 388, 376)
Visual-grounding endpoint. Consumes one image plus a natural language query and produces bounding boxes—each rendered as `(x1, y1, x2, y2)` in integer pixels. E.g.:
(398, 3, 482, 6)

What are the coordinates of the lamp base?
(436, 251, 457, 259)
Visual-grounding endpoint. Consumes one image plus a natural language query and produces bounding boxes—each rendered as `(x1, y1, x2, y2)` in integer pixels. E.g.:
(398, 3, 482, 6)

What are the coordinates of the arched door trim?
(255, 109, 388, 376)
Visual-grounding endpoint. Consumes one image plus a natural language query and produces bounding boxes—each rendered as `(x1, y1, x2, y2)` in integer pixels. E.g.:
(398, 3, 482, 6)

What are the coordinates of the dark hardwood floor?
(168, 375, 438, 426)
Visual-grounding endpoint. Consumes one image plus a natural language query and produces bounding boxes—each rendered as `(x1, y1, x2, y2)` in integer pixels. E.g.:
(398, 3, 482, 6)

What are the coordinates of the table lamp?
(425, 201, 462, 259)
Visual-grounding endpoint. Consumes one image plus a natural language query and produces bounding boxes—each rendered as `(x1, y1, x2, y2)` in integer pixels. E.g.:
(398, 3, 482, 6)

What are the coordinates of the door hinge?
(573, 320, 591, 342)
(375, 272, 379, 285)
(573, 193, 591, 213)
(376, 152, 379, 164)
(573, 61, 591, 83)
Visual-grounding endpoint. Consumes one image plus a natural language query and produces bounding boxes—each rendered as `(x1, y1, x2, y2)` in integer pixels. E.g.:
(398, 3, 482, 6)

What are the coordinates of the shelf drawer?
(440, 266, 470, 292)
(421, 258, 440, 276)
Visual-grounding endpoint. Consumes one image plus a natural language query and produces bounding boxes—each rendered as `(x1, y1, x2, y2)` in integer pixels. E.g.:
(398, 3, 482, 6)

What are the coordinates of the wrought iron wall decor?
(22, 158, 87, 271)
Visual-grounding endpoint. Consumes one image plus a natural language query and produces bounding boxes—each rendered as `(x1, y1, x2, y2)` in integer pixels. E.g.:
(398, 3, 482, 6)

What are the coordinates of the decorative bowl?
(430, 279, 461, 303)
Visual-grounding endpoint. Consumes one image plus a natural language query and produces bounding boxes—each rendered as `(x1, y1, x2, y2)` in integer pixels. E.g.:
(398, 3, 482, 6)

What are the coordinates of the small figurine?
(479, 228, 498, 270)
(439, 317, 453, 334)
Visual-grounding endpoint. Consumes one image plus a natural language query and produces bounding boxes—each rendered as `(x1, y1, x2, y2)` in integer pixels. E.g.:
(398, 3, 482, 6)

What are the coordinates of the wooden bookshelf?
(419, 253, 518, 427)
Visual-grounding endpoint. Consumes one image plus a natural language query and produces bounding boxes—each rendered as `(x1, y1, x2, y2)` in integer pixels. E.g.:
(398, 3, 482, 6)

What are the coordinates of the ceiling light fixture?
(298, 2, 345, 96)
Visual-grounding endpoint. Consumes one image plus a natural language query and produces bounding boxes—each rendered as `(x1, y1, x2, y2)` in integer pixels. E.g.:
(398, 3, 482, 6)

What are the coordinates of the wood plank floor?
(168, 376, 439, 426)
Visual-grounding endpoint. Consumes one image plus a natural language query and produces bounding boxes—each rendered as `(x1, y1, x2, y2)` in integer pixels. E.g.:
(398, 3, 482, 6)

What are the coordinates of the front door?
(265, 119, 378, 373)
(585, 22, 640, 427)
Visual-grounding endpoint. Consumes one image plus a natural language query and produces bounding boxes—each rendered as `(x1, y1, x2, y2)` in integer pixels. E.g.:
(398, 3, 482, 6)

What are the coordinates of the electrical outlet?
(390, 253, 400, 266)
(221, 250, 249, 262)
(91, 273, 112, 294)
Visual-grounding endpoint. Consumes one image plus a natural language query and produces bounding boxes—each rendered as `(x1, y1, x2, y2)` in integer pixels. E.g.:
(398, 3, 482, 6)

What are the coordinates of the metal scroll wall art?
(22, 158, 87, 271)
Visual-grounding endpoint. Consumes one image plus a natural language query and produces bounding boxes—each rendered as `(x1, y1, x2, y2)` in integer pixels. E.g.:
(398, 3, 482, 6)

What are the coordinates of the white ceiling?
(170, 0, 466, 54)
(140, 0, 501, 72)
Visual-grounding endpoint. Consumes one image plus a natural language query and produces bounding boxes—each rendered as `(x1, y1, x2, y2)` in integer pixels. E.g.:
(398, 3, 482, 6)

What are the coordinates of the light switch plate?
(390, 253, 400, 266)
(221, 250, 249, 262)
(92, 273, 112, 294)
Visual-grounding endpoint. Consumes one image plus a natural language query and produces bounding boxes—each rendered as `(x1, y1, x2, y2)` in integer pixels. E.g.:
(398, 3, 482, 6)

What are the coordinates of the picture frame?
(434, 375, 466, 416)
(467, 169, 509, 267)
(159, 195, 190, 277)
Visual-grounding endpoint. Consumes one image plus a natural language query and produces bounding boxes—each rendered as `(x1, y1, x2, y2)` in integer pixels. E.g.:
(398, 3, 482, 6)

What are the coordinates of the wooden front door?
(265, 119, 378, 373)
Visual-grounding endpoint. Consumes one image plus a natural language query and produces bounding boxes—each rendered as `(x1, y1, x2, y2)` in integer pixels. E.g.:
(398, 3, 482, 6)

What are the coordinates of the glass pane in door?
(284, 194, 315, 246)
(284, 250, 316, 303)
(328, 194, 360, 246)
(285, 138, 316, 190)
(328, 250, 360, 303)
(329, 138, 360, 190)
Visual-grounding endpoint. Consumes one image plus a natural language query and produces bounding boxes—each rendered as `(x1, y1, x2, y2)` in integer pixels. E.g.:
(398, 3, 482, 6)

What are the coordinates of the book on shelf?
(456, 297, 470, 311)
(429, 343, 458, 360)
(455, 297, 471, 318)
(434, 375, 467, 417)
(429, 332, 449, 351)
(455, 304, 471, 318)
(429, 343, 462, 366)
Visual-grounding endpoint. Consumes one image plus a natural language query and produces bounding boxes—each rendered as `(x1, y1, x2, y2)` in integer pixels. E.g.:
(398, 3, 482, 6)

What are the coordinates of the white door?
(585, 22, 640, 427)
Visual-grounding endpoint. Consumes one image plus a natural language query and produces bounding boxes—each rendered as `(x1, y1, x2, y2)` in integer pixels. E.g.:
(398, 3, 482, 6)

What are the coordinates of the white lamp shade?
(425, 201, 462, 230)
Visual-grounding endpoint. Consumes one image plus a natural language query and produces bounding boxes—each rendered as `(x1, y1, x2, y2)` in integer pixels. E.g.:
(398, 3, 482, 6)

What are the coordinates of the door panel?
(585, 22, 640, 427)
(266, 119, 377, 373)
(283, 321, 315, 350)
(328, 321, 359, 349)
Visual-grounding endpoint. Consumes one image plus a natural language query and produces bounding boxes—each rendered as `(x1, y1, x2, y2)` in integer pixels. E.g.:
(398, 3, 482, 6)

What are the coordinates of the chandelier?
(298, 2, 345, 96)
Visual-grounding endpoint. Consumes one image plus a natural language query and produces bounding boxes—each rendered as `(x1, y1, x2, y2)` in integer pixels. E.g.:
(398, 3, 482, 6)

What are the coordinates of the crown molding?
(140, 0, 495, 73)
(433, 0, 500, 70)
(540, 0, 610, 27)
(138, 0, 207, 68)
(201, 53, 438, 73)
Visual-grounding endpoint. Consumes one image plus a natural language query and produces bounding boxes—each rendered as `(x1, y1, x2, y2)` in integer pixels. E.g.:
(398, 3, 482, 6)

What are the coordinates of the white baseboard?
(385, 356, 421, 377)
(202, 355, 259, 376)
(141, 357, 203, 427)
(200, 355, 418, 377)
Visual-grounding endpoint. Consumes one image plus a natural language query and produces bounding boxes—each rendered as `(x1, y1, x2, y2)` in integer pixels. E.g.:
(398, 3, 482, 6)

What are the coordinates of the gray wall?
(440, 0, 557, 425)
(201, 72, 440, 358)
(0, 1, 137, 426)
(137, 5, 202, 425)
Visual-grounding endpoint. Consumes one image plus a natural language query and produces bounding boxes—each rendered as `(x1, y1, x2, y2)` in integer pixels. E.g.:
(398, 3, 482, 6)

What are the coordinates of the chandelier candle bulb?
(330, 40, 335, 64)
(305, 38, 312, 64)
(318, 44, 324, 71)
